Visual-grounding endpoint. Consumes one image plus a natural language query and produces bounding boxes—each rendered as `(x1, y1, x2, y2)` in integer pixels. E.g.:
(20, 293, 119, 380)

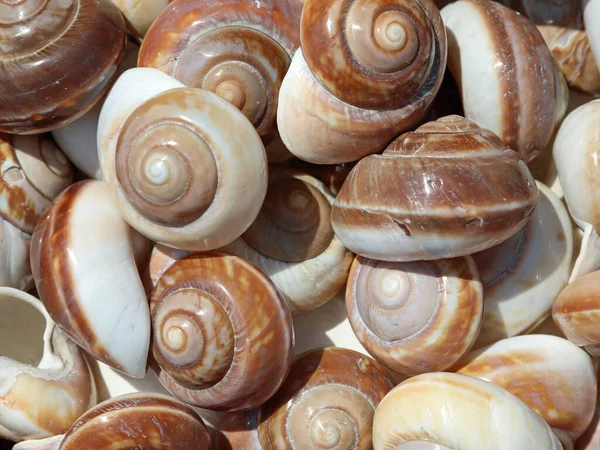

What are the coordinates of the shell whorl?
(150, 251, 294, 411)
(346, 255, 483, 376)
(301, 0, 442, 110)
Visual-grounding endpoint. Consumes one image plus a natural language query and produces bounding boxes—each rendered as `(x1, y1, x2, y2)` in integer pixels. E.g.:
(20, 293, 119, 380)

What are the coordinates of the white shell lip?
(570, 223, 600, 283)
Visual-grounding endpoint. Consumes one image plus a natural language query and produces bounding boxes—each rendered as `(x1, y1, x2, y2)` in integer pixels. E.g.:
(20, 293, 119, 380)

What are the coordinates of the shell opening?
(0, 294, 46, 366)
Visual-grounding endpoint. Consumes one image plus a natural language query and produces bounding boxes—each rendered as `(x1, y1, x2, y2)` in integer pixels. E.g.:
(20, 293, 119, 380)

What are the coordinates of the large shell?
(554, 99, 600, 232)
(584, 0, 600, 74)
(97, 68, 268, 251)
(216, 347, 395, 449)
(110, 0, 174, 39)
(139, 0, 302, 163)
(441, 0, 568, 163)
(455, 335, 597, 449)
(346, 255, 483, 376)
(373, 372, 563, 450)
(538, 26, 600, 96)
(30, 180, 151, 378)
(51, 40, 140, 180)
(0, 0, 126, 134)
(0, 288, 96, 442)
(150, 252, 294, 411)
(501, 0, 583, 27)
(277, 0, 447, 164)
(470, 182, 573, 349)
(14, 393, 211, 450)
(331, 115, 539, 262)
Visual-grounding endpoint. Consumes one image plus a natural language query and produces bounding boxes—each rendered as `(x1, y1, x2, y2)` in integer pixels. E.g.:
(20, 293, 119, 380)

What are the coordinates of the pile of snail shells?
(3, 0, 600, 448)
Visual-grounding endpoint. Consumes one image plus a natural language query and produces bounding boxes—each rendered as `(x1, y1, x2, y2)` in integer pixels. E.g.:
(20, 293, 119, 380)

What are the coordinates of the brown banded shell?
(331, 115, 539, 262)
(346, 255, 483, 376)
(0, 0, 127, 134)
(216, 348, 395, 449)
(150, 251, 294, 411)
(442, 0, 568, 163)
(455, 335, 597, 449)
(138, 0, 302, 162)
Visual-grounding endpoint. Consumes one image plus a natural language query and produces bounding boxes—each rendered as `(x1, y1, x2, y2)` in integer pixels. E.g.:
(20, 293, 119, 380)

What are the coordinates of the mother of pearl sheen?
(357, 260, 439, 342)
(393, 442, 454, 450)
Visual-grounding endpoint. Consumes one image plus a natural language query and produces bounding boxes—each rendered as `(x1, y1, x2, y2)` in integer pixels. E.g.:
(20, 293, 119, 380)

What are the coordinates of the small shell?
(346, 255, 483, 376)
(0, 0, 127, 134)
(110, 0, 174, 39)
(538, 26, 600, 96)
(455, 334, 597, 449)
(150, 252, 294, 411)
(554, 99, 600, 232)
(30, 180, 151, 378)
(216, 347, 395, 449)
(0, 288, 96, 442)
(14, 393, 211, 450)
(373, 372, 563, 450)
(584, 0, 600, 76)
(442, 0, 568, 162)
(471, 182, 573, 349)
(277, 0, 447, 164)
(98, 68, 268, 251)
(331, 115, 539, 262)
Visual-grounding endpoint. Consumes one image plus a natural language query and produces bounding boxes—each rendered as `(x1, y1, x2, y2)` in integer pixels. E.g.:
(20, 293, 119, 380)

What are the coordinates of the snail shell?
(538, 26, 600, 96)
(441, 0, 568, 163)
(139, 0, 302, 163)
(373, 372, 563, 450)
(277, 0, 447, 164)
(0, 288, 96, 442)
(51, 40, 140, 180)
(455, 334, 597, 449)
(501, 0, 584, 27)
(30, 180, 151, 378)
(331, 115, 539, 262)
(216, 347, 395, 449)
(585, 0, 600, 75)
(97, 68, 268, 251)
(553, 269, 600, 357)
(289, 160, 356, 196)
(0, 0, 127, 134)
(470, 182, 573, 349)
(346, 255, 483, 376)
(150, 251, 294, 411)
(13, 393, 211, 450)
(110, 0, 174, 39)
(554, 99, 600, 232)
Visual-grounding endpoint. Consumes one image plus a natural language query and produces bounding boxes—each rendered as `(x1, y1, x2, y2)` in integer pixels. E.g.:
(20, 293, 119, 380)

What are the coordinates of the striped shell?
(441, 0, 568, 163)
(346, 255, 483, 376)
(30, 180, 151, 378)
(455, 334, 597, 449)
(150, 252, 294, 411)
(331, 115, 539, 262)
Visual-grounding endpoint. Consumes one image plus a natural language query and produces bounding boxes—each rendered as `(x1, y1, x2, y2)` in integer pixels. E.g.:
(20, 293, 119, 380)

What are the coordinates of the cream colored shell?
(584, 0, 600, 78)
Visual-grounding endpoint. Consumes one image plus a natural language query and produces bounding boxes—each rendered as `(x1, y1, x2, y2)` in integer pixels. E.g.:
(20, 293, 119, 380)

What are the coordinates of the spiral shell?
(216, 348, 395, 449)
(346, 255, 483, 376)
(289, 160, 356, 196)
(538, 26, 600, 96)
(331, 115, 539, 262)
(455, 335, 597, 448)
(110, 0, 174, 39)
(0, 288, 96, 442)
(150, 251, 294, 411)
(277, 0, 447, 164)
(442, 0, 568, 163)
(373, 372, 563, 450)
(0, 0, 126, 134)
(501, 0, 583, 27)
(139, 0, 301, 162)
(31, 180, 151, 378)
(97, 68, 268, 251)
(470, 182, 573, 349)
(554, 99, 600, 233)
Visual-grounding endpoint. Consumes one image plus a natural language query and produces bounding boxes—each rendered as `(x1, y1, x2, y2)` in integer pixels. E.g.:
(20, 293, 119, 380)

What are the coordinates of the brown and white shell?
(30, 180, 151, 378)
(97, 68, 268, 251)
(455, 334, 597, 449)
(216, 347, 395, 449)
(442, 0, 569, 163)
(0, 0, 127, 134)
(150, 251, 294, 411)
(346, 255, 483, 376)
(373, 372, 563, 450)
(331, 115, 539, 262)
(13, 393, 211, 450)
(277, 0, 447, 164)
